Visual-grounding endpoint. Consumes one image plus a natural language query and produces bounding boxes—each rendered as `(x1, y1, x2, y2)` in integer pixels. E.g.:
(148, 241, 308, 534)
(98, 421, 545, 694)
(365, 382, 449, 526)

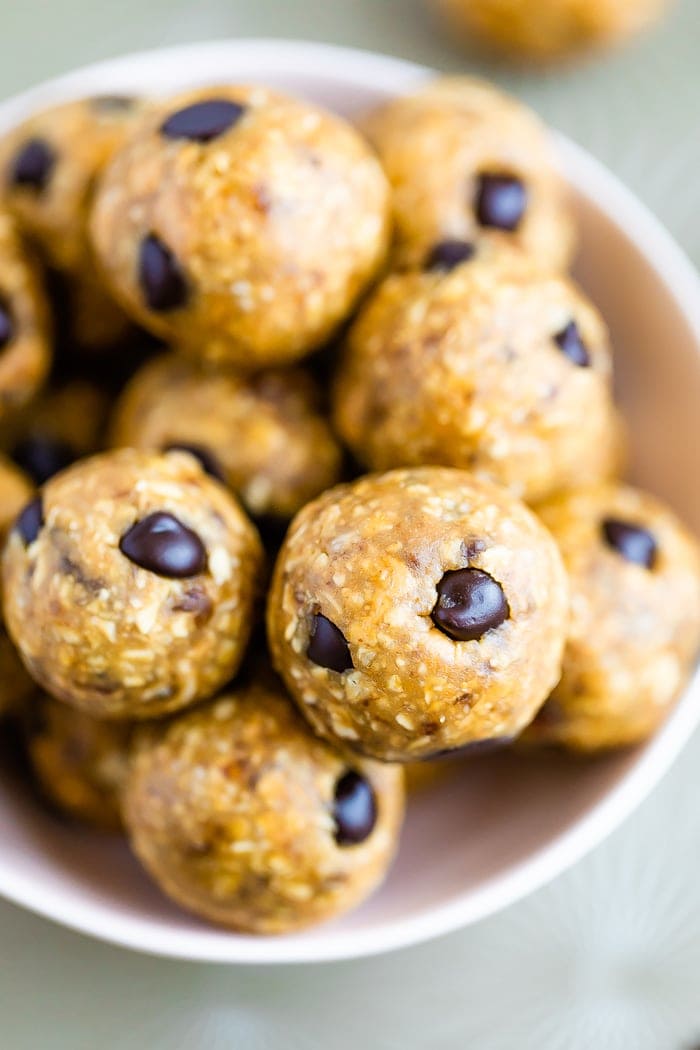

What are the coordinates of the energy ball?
(333, 244, 619, 504)
(0, 211, 51, 417)
(362, 77, 574, 271)
(433, 0, 670, 63)
(110, 353, 343, 520)
(267, 467, 568, 761)
(3, 448, 263, 720)
(1, 96, 140, 348)
(0, 454, 35, 719)
(523, 484, 700, 752)
(123, 677, 404, 933)
(25, 692, 131, 830)
(90, 85, 391, 370)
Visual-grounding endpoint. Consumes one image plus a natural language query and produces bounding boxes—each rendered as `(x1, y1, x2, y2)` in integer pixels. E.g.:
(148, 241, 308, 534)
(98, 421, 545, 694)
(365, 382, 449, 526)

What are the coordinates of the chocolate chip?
(475, 173, 527, 231)
(119, 511, 207, 578)
(9, 138, 55, 192)
(432, 568, 509, 642)
(0, 298, 14, 350)
(554, 320, 590, 368)
(333, 770, 377, 846)
(138, 234, 188, 312)
(160, 99, 246, 142)
(602, 518, 657, 569)
(12, 435, 75, 486)
(15, 497, 43, 546)
(425, 239, 475, 272)
(307, 613, 353, 672)
(164, 443, 225, 483)
(90, 95, 136, 112)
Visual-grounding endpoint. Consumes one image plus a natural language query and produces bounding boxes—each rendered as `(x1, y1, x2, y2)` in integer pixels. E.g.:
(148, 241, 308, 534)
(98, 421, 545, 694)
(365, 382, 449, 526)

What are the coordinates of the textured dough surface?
(0, 454, 35, 718)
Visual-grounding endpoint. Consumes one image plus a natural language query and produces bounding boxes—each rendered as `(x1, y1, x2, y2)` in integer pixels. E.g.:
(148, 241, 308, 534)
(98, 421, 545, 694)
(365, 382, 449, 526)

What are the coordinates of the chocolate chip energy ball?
(523, 484, 700, 753)
(110, 354, 342, 520)
(123, 678, 404, 933)
(3, 448, 263, 719)
(25, 692, 131, 830)
(90, 86, 390, 370)
(362, 77, 574, 271)
(0, 212, 51, 417)
(1, 96, 140, 348)
(267, 468, 568, 761)
(333, 245, 619, 504)
(0, 454, 35, 719)
(433, 0, 670, 63)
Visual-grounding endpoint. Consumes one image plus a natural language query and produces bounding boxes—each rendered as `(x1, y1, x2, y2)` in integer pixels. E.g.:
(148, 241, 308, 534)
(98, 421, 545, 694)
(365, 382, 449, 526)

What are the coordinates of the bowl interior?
(0, 40, 699, 964)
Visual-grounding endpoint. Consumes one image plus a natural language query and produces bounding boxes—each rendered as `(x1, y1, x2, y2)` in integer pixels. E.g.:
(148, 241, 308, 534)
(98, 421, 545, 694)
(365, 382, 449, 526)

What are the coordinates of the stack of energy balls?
(0, 76, 697, 935)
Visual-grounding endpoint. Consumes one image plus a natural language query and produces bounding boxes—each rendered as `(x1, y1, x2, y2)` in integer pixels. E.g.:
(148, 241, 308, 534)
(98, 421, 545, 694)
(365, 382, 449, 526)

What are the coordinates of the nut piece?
(123, 677, 404, 933)
(3, 448, 263, 719)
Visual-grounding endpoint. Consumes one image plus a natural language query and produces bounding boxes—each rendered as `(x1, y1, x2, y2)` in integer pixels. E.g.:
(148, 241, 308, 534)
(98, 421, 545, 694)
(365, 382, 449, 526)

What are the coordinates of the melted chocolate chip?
(425, 239, 475, 273)
(164, 443, 225, 483)
(307, 613, 353, 672)
(138, 234, 188, 312)
(12, 434, 75, 485)
(602, 518, 657, 569)
(9, 138, 55, 192)
(554, 320, 590, 368)
(333, 771, 377, 846)
(0, 298, 14, 350)
(432, 568, 509, 642)
(15, 497, 43, 546)
(119, 512, 207, 578)
(475, 173, 527, 231)
(160, 99, 246, 142)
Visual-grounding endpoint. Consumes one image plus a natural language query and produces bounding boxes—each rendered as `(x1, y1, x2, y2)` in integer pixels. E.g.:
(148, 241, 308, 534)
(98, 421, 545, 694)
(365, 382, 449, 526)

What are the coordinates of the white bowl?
(1, 38, 699, 966)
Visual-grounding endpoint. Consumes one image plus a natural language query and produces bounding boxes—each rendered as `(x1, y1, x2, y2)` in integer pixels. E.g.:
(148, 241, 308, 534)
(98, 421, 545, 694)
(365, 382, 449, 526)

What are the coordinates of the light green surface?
(1, 2, 700, 1047)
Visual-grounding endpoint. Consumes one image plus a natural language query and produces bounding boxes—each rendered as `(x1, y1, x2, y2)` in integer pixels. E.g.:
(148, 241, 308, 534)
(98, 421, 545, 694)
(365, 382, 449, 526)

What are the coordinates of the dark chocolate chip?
(333, 770, 377, 846)
(90, 95, 136, 112)
(164, 443, 225, 483)
(554, 320, 590, 368)
(0, 298, 14, 350)
(425, 239, 475, 272)
(15, 497, 43, 546)
(307, 613, 353, 673)
(119, 511, 207, 578)
(12, 434, 75, 485)
(432, 567, 509, 642)
(602, 518, 657, 569)
(138, 234, 188, 312)
(160, 99, 246, 143)
(475, 173, 527, 231)
(9, 138, 56, 192)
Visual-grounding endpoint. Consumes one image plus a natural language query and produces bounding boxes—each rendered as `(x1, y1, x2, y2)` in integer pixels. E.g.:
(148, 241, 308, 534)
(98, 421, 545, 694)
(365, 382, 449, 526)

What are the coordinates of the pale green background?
(1, 2, 700, 1047)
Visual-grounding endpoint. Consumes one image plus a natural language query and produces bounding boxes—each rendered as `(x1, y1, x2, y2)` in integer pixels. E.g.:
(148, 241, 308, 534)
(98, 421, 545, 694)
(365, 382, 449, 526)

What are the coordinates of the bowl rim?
(1, 36, 700, 966)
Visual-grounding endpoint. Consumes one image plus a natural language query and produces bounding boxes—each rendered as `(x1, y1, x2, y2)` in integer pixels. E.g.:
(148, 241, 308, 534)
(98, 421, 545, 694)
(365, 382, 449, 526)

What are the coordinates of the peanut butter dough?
(110, 354, 342, 520)
(267, 467, 568, 761)
(25, 692, 131, 830)
(3, 448, 263, 719)
(523, 484, 700, 752)
(90, 86, 390, 369)
(0, 454, 35, 719)
(123, 677, 404, 933)
(362, 77, 575, 271)
(333, 244, 619, 504)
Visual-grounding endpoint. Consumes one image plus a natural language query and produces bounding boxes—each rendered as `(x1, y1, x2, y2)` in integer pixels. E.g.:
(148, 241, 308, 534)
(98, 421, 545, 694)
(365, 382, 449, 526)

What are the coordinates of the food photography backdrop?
(1, 0, 700, 1047)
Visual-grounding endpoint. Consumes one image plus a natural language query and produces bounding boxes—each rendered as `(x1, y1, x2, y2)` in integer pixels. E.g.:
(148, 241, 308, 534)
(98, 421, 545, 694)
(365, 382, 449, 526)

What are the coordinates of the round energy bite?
(333, 244, 618, 504)
(123, 678, 404, 933)
(362, 77, 574, 271)
(25, 692, 131, 830)
(90, 85, 390, 369)
(432, 0, 670, 63)
(2, 448, 263, 720)
(0, 212, 51, 417)
(110, 353, 342, 520)
(0, 454, 35, 719)
(267, 467, 568, 761)
(523, 484, 700, 753)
